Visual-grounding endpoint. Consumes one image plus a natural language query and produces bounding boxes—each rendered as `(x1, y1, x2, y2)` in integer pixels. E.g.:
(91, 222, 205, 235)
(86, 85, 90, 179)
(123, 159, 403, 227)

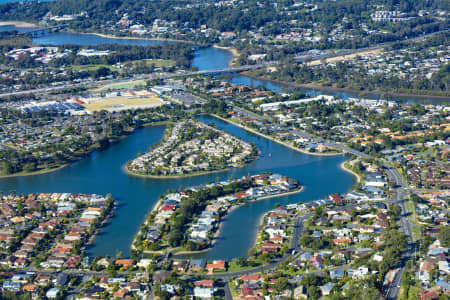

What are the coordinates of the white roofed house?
(193, 287, 215, 298)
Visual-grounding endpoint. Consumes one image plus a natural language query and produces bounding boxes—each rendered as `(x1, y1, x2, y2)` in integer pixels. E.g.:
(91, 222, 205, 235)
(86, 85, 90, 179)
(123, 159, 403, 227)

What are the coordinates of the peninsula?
(126, 120, 258, 177)
(132, 173, 301, 254)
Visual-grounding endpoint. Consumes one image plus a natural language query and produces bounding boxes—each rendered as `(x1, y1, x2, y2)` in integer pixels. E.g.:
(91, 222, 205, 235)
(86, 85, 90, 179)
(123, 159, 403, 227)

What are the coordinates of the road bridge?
(22, 24, 68, 37)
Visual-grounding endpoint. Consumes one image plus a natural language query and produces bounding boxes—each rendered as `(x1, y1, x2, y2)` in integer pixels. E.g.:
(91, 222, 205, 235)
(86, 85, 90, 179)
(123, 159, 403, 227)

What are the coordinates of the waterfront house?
(329, 194, 343, 204)
(206, 260, 226, 273)
(115, 259, 134, 269)
(189, 259, 206, 271)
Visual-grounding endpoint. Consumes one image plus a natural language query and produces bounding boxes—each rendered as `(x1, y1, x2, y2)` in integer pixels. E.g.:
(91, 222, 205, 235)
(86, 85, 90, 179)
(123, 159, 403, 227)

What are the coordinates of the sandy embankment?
(0, 21, 38, 28)
(307, 49, 382, 66)
(340, 160, 361, 183)
(213, 45, 240, 67)
(89, 32, 197, 44)
(212, 114, 341, 157)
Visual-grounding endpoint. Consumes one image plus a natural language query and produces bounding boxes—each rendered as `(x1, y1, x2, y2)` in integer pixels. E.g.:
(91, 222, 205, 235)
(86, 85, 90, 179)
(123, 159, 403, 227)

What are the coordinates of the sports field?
(83, 95, 164, 112)
(95, 80, 147, 91)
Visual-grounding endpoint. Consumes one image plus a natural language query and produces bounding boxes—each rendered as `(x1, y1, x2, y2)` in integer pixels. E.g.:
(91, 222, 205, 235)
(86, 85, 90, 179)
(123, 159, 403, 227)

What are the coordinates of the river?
(29, 33, 447, 104)
(0, 31, 435, 260)
(0, 114, 354, 260)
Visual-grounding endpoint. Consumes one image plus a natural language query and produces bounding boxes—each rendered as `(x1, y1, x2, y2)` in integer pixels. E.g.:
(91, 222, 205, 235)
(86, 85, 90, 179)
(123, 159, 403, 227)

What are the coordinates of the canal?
(30, 32, 450, 104)
(0, 114, 354, 260)
(0, 30, 441, 260)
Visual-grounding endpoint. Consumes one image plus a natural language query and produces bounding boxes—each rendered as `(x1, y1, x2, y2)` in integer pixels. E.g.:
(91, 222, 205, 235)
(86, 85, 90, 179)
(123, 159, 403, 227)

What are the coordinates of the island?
(132, 173, 302, 254)
(126, 120, 258, 177)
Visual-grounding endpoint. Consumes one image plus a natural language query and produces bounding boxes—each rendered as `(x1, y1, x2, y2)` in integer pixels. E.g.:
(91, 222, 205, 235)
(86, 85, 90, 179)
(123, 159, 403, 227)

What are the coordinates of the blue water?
(0, 25, 40, 32)
(0, 30, 444, 259)
(33, 33, 169, 46)
(29, 32, 450, 104)
(0, 115, 354, 259)
(0, 0, 53, 3)
(192, 47, 234, 70)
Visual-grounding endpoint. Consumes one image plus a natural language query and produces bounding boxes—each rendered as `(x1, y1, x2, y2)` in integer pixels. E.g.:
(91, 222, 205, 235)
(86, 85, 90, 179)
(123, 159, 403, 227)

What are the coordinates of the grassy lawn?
(94, 80, 147, 91)
(83, 95, 163, 112)
(223, 261, 257, 273)
(211, 261, 263, 274)
(229, 279, 240, 299)
(405, 199, 422, 241)
(402, 285, 422, 300)
(70, 64, 119, 72)
(131, 59, 175, 67)
(1, 143, 20, 150)
(0, 164, 67, 178)
(411, 227, 421, 241)
(405, 199, 416, 222)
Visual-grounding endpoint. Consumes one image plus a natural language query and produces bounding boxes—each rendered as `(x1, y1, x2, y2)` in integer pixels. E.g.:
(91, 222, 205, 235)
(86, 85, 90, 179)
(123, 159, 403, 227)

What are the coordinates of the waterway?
(0, 25, 40, 33)
(0, 30, 441, 260)
(0, 114, 354, 260)
(31, 32, 448, 104)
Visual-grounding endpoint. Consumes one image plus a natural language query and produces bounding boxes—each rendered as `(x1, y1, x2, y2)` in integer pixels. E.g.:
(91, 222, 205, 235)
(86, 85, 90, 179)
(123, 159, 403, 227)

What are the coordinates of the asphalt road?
(233, 104, 413, 300)
(383, 167, 414, 300)
(231, 104, 371, 160)
(2, 29, 447, 99)
(0, 65, 264, 98)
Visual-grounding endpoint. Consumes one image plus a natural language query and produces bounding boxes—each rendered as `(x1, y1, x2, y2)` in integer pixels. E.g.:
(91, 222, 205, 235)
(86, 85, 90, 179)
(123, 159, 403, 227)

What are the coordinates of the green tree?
(438, 226, 450, 248)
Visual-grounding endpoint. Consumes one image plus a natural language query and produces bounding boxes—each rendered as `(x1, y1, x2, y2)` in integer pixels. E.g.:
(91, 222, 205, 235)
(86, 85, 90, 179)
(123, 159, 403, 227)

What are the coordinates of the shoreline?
(175, 186, 304, 256)
(213, 45, 240, 67)
(124, 165, 233, 179)
(146, 186, 304, 256)
(340, 160, 361, 183)
(212, 114, 342, 157)
(0, 164, 69, 179)
(86, 201, 117, 246)
(250, 186, 306, 250)
(212, 45, 239, 57)
(132, 197, 164, 253)
(82, 32, 198, 45)
(124, 120, 259, 179)
(241, 72, 450, 100)
(0, 21, 38, 28)
(0, 123, 168, 180)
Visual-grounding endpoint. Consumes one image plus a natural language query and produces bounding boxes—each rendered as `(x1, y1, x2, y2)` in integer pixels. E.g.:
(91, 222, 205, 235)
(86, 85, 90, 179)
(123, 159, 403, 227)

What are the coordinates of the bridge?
(22, 24, 68, 38)
(165, 64, 266, 77)
(0, 64, 269, 98)
(2, 28, 448, 99)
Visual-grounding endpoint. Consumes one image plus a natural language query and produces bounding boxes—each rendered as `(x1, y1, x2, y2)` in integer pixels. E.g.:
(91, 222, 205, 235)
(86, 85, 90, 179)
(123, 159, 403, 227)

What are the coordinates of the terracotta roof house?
(206, 260, 226, 273)
(194, 280, 214, 288)
(419, 290, 440, 300)
(115, 259, 134, 269)
(329, 194, 343, 204)
(113, 288, 130, 298)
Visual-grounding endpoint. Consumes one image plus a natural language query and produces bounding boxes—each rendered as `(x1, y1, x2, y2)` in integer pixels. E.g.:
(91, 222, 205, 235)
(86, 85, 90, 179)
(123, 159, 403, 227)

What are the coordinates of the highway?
(230, 104, 413, 299)
(2, 29, 447, 99)
(231, 104, 371, 160)
(0, 64, 266, 98)
(383, 166, 414, 300)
